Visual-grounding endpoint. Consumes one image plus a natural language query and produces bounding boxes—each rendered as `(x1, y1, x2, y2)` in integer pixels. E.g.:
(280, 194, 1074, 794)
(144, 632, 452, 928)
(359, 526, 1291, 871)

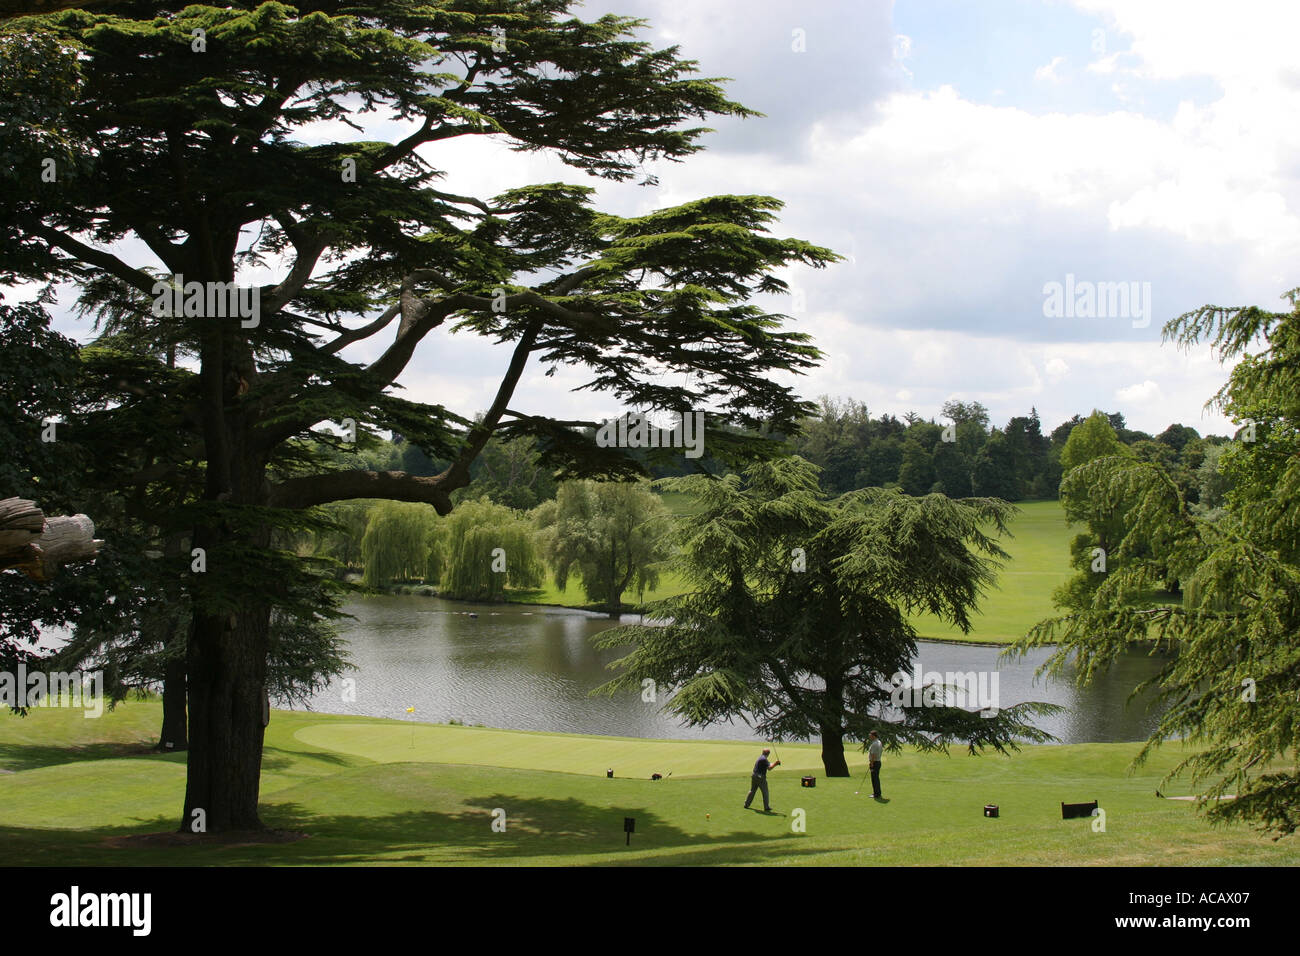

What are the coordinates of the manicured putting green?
(293, 721, 865, 778)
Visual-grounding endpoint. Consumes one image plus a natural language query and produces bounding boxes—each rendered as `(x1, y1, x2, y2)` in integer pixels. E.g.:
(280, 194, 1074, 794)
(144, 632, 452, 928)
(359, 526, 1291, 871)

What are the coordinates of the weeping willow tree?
(439, 497, 543, 601)
(533, 479, 672, 617)
(360, 501, 442, 587)
(314, 500, 375, 577)
(1010, 288, 1300, 838)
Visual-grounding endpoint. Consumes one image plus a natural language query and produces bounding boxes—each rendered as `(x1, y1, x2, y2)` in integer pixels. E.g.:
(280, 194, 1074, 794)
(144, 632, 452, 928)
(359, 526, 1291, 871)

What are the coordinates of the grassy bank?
(2, 700, 1293, 866)
(908, 499, 1074, 643)
(508, 499, 1076, 641)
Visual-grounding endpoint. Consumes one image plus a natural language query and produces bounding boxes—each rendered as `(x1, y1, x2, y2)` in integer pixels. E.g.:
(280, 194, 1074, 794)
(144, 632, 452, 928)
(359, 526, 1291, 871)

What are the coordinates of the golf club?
(853, 764, 871, 795)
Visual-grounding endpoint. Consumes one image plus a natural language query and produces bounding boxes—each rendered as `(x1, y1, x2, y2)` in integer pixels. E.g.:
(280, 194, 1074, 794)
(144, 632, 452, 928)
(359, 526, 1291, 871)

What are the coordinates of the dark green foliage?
(1004, 408, 1048, 498)
(455, 433, 557, 510)
(0, 296, 83, 509)
(786, 397, 1200, 502)
(896, 439, 933, 496)
(971, 430, 1018, 499)
(860, 432, 903, 489)
(931, 439, 970, 498)
(1012, 289, 1300, 838)
(594, 457, 1059, 775)
(2, 0, 842, 826)
(1157, 423, 1201, 453)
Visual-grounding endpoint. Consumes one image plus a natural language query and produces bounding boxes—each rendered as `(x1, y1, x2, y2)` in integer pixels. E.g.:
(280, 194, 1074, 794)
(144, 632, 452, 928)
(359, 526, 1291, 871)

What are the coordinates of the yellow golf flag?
(406, 706, 415, 714)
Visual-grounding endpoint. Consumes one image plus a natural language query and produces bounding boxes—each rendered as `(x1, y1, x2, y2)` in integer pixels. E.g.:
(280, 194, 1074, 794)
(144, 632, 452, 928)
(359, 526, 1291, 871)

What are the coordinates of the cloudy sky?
(30, 0, 1300, 437)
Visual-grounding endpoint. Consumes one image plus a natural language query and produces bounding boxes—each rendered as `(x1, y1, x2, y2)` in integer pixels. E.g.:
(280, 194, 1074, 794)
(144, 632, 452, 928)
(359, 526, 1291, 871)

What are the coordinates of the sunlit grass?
(1, 701, 1293, 866)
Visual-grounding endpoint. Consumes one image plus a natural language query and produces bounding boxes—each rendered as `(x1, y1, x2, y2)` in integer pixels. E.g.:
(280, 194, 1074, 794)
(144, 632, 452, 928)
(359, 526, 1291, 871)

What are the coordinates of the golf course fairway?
(2, 701, 1297, 867)
(513, 500, 1078, 645)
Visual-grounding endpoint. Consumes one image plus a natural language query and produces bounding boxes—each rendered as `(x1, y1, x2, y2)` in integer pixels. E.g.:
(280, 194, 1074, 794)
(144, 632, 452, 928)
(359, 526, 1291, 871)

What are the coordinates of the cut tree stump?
(0, 497, 102, 580)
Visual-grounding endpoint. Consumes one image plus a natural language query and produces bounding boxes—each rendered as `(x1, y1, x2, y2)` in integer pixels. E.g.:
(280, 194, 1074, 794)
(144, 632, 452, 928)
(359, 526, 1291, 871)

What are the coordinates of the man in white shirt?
(868, 731, 883, 799)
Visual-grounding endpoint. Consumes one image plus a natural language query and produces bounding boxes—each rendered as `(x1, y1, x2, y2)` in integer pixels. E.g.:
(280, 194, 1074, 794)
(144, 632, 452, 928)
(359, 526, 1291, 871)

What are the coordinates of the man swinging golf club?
(743, 748, 780, 812)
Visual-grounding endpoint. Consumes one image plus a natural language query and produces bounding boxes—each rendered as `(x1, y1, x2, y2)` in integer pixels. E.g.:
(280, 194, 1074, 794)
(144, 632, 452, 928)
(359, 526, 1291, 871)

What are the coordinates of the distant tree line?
(306, 399, 1233, 607)
(786, 396, 1230, 502)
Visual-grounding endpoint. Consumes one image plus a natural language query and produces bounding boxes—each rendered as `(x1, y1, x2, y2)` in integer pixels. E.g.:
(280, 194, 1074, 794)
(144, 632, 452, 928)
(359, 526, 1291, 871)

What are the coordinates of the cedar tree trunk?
(819, 676, 850, 776)
(159, 652, 188, 752)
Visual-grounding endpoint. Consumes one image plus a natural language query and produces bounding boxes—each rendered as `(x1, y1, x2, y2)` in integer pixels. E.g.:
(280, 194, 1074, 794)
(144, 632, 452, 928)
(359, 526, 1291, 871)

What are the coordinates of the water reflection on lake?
(296, 595, 1172, 745)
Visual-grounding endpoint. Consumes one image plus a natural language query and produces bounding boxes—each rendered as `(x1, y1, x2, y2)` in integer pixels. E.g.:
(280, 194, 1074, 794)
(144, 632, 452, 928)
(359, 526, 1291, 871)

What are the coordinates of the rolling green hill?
(908, 499, 1074, 644)
(510, 497, 1075, 644)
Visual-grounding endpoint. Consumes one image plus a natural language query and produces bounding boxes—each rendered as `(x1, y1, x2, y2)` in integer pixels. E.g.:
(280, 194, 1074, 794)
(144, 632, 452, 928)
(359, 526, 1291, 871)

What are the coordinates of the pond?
(295, 595, 1172, 745)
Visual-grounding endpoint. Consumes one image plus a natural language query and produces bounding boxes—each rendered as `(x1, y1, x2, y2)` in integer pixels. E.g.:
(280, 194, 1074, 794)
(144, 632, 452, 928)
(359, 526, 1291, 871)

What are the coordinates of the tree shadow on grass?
(259, 746, 358, 773)
(603, 840, 838, 866)
(0, 739, 361, 776)
(0, 818, 180, 865)
(252, 792, 823, 866)
(9, 792, 819, 866)
(0, 740, 180, 774)
(251, 794, 774, 864)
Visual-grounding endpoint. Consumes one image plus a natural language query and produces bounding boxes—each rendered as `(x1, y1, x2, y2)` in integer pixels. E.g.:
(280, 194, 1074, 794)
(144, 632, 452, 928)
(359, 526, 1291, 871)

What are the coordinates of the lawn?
(505, 568, 688, 611)
(908, 499, 1075, 643)
(2, 700, 1293, 867)
(510, 498, 1077, 642)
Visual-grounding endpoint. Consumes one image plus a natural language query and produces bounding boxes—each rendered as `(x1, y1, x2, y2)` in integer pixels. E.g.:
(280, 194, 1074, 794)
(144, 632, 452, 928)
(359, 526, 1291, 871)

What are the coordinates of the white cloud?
(1070, 0, 1300, 86)
(1035, 56, 1067, 83)
(320, 49, 1281, 438)
(25, 0, 1279, 443)
(1086, 52, 1123, 75)
(893, 33, 914, 83)
(1045, 357, 1071, 382)
(1116, 379, 1163, 404)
